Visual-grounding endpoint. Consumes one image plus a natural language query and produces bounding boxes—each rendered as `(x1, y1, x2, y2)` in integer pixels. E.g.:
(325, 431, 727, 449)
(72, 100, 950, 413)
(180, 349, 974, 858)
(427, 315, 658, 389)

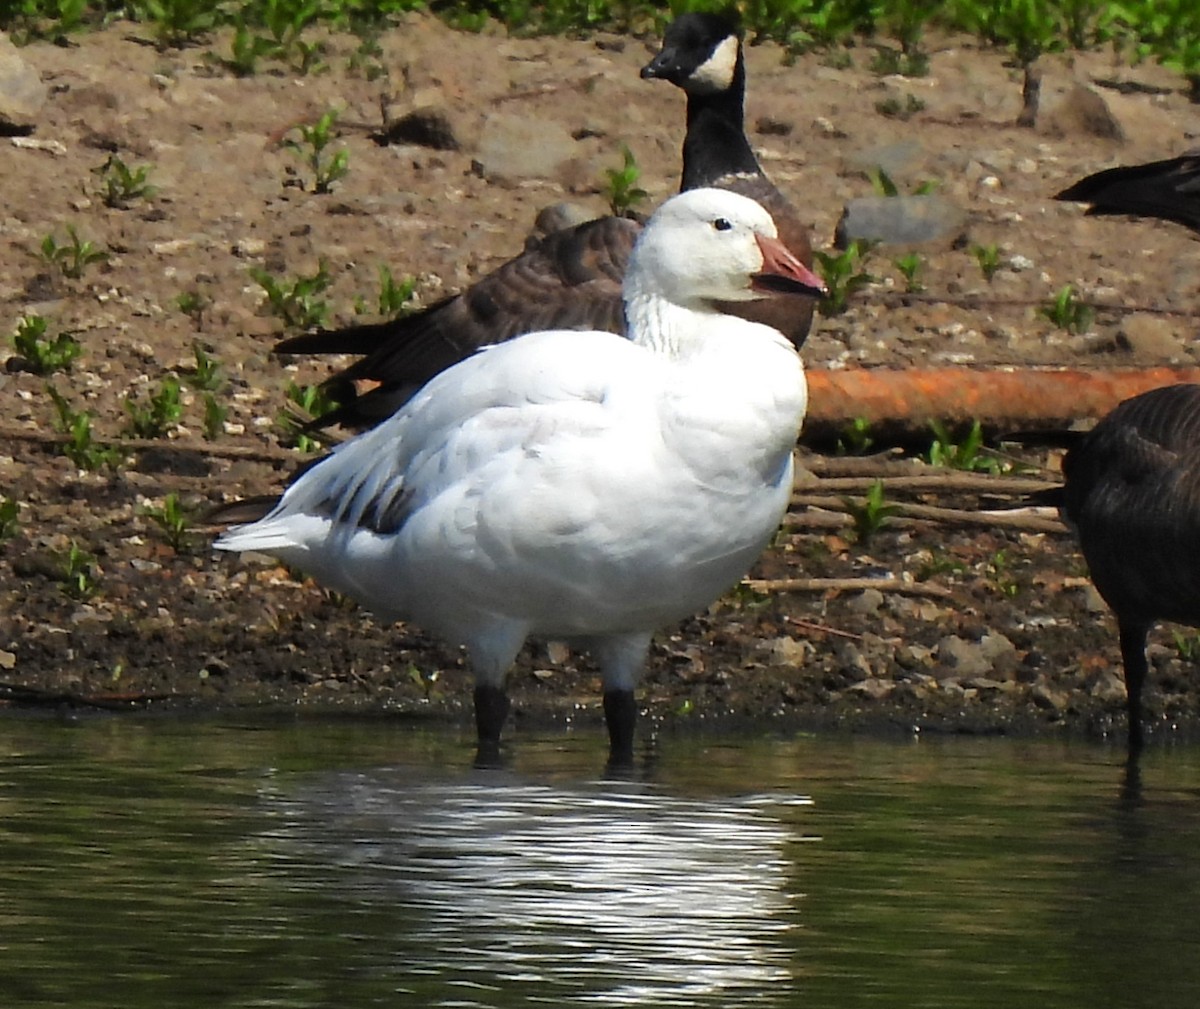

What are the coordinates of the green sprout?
(123, 377, 183, 439)
(604, 145, 649, 219)
(814, 240, 876, 316)
(1040, 284, 1095, 334)
(93, 154, 157, 208)
(842, 479, 900, 543)
(40, 226, 108, 281)
(47, 386, 124, 472)
(251, 261, 332, 331)
(10, 315, 80, 375)
(284, 109, 349, 194)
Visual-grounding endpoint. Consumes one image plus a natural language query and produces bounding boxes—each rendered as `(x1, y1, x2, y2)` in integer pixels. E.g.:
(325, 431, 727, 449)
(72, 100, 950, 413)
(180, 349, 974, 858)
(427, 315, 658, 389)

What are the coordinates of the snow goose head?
(624, 187, 824, 324)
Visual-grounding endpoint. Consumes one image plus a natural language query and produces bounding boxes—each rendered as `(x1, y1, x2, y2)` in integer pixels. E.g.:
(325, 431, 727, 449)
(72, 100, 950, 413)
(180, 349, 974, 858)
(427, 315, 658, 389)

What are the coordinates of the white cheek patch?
(689, 34, 738, 93)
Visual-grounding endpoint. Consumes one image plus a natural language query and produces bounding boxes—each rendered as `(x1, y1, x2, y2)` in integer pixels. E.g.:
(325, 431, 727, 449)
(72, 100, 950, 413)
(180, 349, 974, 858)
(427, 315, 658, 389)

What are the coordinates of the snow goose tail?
(1055, 153, 1200, 234)
(215, 188, 824, 767)
(1057, 383, 1200, 753)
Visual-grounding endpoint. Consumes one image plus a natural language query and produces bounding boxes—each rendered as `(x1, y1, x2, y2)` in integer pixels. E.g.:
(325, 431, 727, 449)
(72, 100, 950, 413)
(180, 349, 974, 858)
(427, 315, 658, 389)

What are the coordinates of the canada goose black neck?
(680, 56, 762, 190)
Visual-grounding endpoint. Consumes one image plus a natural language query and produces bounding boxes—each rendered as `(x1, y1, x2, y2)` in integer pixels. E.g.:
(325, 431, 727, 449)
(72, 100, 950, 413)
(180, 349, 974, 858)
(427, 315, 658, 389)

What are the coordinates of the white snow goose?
(214, 188, 825, 766)
(273, 12, 816, 431)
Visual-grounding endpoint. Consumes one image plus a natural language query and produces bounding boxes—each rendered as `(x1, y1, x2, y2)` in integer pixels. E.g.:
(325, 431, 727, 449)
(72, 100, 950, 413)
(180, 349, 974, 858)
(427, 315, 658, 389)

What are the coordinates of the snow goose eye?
(713, 217, 733, 232)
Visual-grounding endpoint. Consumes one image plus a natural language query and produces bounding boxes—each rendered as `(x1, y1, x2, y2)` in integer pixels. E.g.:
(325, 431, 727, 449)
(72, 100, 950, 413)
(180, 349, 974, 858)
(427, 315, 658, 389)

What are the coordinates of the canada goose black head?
(640, 12, 744, 96)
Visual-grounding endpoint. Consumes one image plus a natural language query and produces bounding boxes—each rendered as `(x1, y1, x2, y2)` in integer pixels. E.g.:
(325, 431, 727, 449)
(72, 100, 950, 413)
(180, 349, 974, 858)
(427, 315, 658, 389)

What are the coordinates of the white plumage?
(215, 188, 824, 763)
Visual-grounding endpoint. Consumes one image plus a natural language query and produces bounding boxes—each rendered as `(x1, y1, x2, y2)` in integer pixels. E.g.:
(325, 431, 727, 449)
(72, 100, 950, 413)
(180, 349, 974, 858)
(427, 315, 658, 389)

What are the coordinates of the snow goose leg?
(466, 622, 529, 765)
(591, 632, 654, 766)
(1118, 621, 1150, 755)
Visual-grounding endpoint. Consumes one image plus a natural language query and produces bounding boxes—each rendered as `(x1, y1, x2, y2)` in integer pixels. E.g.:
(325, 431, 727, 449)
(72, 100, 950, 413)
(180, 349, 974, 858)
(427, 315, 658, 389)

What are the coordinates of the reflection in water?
(257, 770, 814, 1006)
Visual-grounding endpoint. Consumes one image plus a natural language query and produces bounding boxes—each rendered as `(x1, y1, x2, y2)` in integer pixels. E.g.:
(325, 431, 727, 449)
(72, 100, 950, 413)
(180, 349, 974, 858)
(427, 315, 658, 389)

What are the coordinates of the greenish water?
(2, 718, 1199, 1008)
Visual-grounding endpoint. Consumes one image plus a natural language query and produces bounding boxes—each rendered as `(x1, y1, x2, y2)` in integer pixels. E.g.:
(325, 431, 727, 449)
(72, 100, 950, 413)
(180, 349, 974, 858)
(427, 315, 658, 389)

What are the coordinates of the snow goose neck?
(215, 189, 824, 766)
(1058, 383, 1200, 753)
(272, 12, 816, 431)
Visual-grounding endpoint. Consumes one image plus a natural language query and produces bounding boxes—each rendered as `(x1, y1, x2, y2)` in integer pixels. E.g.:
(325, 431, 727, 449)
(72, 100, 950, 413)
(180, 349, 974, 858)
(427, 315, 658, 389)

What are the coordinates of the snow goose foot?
(603, 689, 638, 768)
(473, 683, 511, 764)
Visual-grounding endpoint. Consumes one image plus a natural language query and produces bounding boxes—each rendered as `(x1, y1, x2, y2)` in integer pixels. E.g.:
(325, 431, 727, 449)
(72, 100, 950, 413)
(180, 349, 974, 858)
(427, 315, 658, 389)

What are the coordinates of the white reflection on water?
(258, 769, 814, 1007)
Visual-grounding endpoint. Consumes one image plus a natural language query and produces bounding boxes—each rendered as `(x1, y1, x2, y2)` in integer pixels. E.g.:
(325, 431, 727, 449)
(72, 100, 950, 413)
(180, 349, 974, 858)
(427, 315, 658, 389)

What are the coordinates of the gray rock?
(475, 113, 577, 181)
(848, 677, 894, 700)
(978, 632, 1019, 680)
(0, 34, 46, 131)
(845, 139, 925, 179)
(1087, 670, 1127, 706)
(1030, 680, 1070, 713)
(1115, 313, 1186, 361)
(835, 195, 967, 248)
(1046, 84, 1125, 141)
(933, 634, 993, 680)
(847, 587, 885, 615)
(765, 635, 815, 667)
(834, 640, 873, 680)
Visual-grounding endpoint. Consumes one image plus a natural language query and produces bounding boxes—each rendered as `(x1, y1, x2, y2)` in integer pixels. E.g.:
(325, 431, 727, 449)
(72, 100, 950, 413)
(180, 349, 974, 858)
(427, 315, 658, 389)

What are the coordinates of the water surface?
(2, 718, 1199, 1008)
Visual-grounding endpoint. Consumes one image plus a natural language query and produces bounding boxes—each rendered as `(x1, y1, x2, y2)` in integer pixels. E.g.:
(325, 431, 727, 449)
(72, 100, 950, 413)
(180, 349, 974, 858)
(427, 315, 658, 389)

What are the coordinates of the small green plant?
(0, 497, 19, 541)
(1173, 629, 1200, 662)
(10, 315, 80, 375)
(213, 17, 279, 76)
(143, 493, 194, 553)
(132, 0, 217, 48)
(93, 154, 157, 208)
(284, 109, 349, 194)
(915, 548, 967, 582)
(202, 392, 228, 440)
(972, 243, 1002, 282)
(259, 0, 327, 73)
(1040, 284, 1095, 334)
(174, 289, 210, 329)
(842, 479, 900, 543)
(39, 226, 108, 281)
(123, 377, 183, 439)
(278, 380, 338, 452)
(47, 386, 123, 472)
(927, 419, 1004, 474)
(59, 540, 99, 600)
(893, 252, 924, 293)
(869, 167, 938, 196)
(355, 265, 416, 318)
(183, 342, 223, 392)
(814, 240, 876, 316)
(603, 144, 649, 219)
(250, 261, 331, 330)
(868, 45, 929, 77)
(875, 91, 927, 119)
(985, 549, 1021, 598)
(837, 416, 876, 455)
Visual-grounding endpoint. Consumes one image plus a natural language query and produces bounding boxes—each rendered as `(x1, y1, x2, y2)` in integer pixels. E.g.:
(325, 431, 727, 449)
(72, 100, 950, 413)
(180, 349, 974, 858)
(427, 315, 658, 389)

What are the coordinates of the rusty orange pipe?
(802, 367, 1200, 434)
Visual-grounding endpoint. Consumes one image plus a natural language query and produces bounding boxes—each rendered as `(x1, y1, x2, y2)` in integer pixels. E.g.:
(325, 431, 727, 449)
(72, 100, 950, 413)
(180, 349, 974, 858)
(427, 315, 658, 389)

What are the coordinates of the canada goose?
(1056, 382, 1200, 751)
(215, 189, 825, 765)
(1055, 153, 1200, 234)
(274, 12, 816, 431)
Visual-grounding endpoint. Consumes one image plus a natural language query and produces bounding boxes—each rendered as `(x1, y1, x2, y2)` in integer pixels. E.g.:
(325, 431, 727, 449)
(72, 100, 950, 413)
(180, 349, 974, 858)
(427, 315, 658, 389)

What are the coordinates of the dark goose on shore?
(1055, 153, 1200, 233)
(274, 12, 816, 431)
(1058, 382, 1200, 751)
